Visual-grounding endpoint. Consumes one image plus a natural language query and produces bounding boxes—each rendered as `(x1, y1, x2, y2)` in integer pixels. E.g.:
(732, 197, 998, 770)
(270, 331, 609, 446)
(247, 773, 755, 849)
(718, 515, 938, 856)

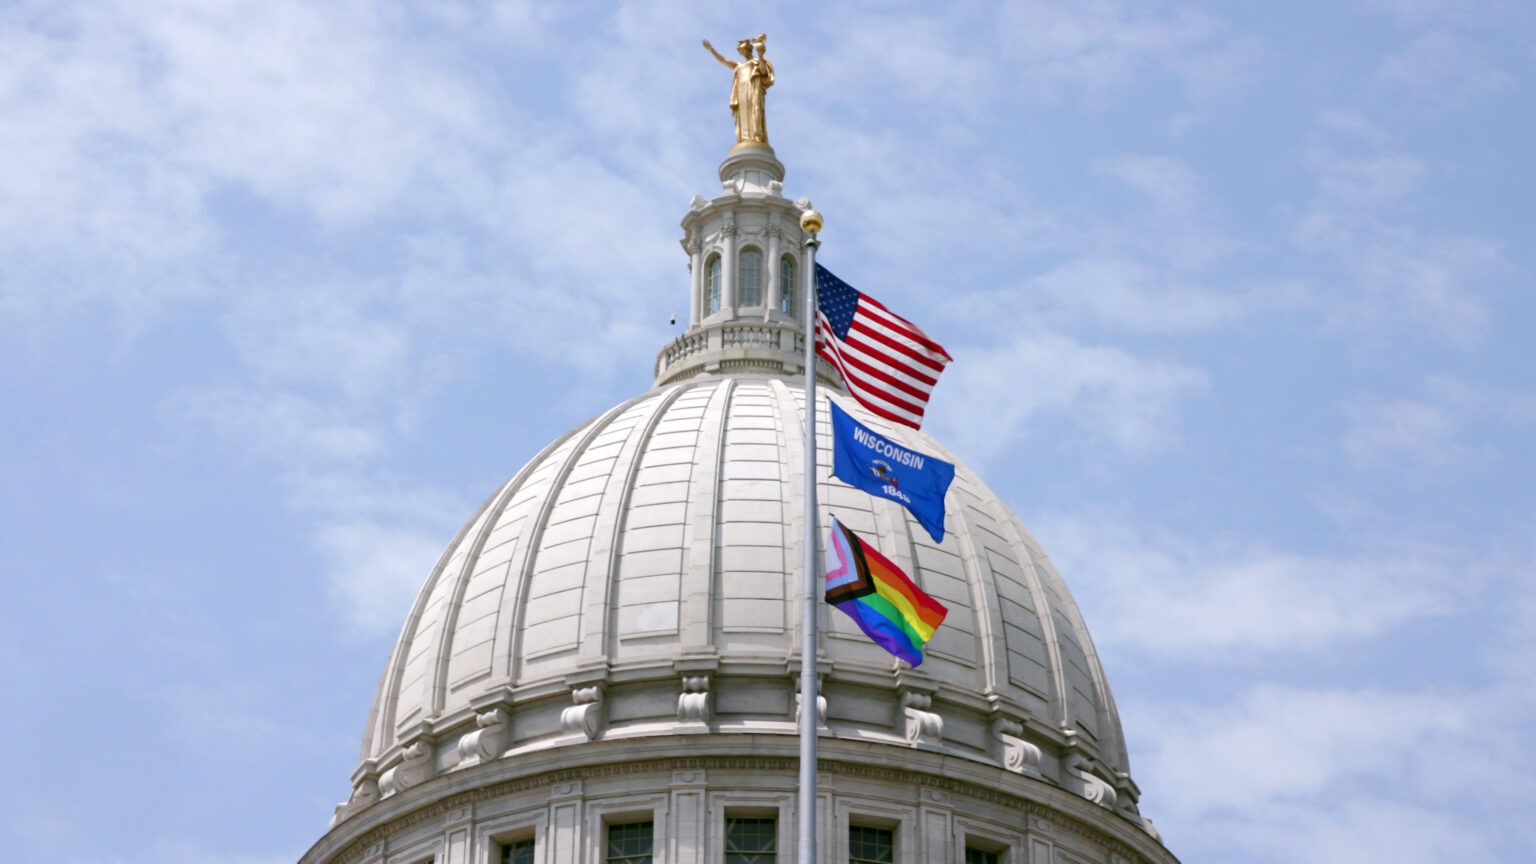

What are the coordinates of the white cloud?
(1181, 796, 1493, 864)
(1038, 516, 1469, 657)
(226, 284, 414, 403)
(929, 333, 1207, 465)
(1344, 394, 1464, 472)
(1138, 685, 1468, 816)
(1022, 258, 1299, 334)
(168, 389, 384, 464)
(1093, 154, 1202, 214)
(1342, 375, 1536, 475)
(317, 518, 451, 636)
(85, 840, 299, 864)
(160, 681, 281, 751)
(1304, 152, 1427, 212)
(1358, 0, 1523, 31)
(994, 0, 1255, 98)
(1131, 668, 1536, 862)
(803, 8, 997, 120)
(1377, 29, 1512, 99)
(1294, 130, 1506, 345)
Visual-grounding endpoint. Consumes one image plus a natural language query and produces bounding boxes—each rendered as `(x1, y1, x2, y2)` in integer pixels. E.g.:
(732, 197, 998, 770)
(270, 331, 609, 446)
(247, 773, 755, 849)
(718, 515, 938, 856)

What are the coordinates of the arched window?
(705, 254, 721, 315)
(739, 248, 763, 307)
(779, 255, 797, 316)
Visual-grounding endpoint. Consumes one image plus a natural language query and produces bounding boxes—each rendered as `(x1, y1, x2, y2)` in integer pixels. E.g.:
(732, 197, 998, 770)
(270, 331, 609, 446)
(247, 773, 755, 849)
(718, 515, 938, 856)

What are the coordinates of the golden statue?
(703, 34, 774, 147)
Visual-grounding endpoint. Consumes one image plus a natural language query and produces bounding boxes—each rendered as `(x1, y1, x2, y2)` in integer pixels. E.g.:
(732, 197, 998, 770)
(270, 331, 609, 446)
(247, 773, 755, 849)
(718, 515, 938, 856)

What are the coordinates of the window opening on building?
(607, 821, 654, 864)
(740, 249, 764, 306)
(706, 256, 722, 315)
(965, 847, 1000, 864)
(848, 825, 894, 864)
(725, 816, 776, 864)
(779, 255, 796, 315)
(501, 838, 535, 864)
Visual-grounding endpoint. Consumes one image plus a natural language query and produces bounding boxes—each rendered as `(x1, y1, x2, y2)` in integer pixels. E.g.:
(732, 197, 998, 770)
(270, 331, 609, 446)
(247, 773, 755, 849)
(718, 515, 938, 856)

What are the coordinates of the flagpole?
(798, 207, 823, 864)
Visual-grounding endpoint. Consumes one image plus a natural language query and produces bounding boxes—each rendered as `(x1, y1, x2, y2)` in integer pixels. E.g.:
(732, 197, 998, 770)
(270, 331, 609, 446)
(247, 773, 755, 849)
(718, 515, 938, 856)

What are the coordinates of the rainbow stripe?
(824, 519, 948, 666)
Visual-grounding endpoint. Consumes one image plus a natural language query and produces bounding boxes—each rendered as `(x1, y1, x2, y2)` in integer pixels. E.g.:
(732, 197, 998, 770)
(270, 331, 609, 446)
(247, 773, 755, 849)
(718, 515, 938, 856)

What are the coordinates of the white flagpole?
(798, 207, 823, 864)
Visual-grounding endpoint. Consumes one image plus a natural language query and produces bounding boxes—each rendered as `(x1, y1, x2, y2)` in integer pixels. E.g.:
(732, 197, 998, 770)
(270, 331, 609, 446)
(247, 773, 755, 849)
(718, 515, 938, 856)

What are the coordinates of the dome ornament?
(703, 34, 774, 149)
(799, 207, 823, 237)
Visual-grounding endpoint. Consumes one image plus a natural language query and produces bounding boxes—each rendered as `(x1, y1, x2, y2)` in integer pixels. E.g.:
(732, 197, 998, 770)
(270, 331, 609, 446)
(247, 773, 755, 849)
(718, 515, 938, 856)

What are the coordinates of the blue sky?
(2, 2, 1533, 862)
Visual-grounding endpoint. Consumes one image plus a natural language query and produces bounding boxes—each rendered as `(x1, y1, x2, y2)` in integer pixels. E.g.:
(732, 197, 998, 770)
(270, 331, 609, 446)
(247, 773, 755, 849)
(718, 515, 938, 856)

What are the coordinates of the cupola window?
(779, 255, 796, 316)
(740, 249, 763, 306)
(705, 255, 722, 316)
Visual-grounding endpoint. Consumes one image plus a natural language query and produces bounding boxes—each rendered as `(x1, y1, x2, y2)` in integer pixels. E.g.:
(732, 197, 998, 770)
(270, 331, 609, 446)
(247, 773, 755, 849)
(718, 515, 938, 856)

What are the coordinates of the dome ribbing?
(339, 376, 1147, 831)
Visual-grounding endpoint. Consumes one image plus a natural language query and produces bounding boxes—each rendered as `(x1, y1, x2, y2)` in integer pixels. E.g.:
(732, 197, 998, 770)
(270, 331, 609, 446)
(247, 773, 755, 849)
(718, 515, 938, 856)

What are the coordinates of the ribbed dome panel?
(358, 374, 1137, 812)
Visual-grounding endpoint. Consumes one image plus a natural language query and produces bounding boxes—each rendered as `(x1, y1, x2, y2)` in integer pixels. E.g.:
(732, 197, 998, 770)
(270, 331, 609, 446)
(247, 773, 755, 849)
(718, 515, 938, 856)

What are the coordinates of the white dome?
(348, 373, 1145, 825)
(308, 148, 1172, 864)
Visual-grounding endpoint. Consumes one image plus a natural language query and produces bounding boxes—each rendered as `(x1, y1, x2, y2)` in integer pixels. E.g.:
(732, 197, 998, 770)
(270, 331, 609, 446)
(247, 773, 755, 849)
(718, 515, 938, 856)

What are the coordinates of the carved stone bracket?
(329, 759, 381, 827)
(990, 716, 1042, 777)
(898, 690, 943, 746)
(677, 674, 711, 727)
(1066, 756, 1118, 810)
(455, 706, 510, 770)
(1140, 817, 1162, 843)
(794, 691, 829, 726)
(793, 674, 828, 728)
(379, 738, 435, 799)
(792, 667, 829, 725)
(560, 684, 605, 740)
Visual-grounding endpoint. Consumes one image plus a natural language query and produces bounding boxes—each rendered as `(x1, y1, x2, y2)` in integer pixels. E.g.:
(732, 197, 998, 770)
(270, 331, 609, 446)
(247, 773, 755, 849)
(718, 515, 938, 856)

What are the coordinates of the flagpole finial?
(800, 208, 823, 235)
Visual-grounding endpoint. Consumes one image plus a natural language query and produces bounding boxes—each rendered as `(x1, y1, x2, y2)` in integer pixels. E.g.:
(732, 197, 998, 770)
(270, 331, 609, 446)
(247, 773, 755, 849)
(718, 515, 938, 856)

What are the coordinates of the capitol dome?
(302, 145, 1175, 864)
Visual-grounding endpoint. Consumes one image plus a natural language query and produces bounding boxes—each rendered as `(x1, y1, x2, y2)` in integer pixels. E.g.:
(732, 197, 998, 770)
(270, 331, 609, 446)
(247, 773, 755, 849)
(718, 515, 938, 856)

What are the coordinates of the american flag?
(814, 264, 952, 429)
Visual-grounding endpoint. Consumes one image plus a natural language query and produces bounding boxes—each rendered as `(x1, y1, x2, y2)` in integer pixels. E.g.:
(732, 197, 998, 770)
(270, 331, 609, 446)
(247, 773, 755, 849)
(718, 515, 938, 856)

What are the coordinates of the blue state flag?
(830, 400, 955, 543)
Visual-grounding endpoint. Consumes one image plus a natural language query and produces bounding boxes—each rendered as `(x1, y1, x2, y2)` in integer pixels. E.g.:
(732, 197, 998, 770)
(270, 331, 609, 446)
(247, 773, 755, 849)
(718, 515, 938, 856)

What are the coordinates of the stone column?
(721, 215, 738, 318)
(686, 234, 703, 328)
(765, 224, 782, 320)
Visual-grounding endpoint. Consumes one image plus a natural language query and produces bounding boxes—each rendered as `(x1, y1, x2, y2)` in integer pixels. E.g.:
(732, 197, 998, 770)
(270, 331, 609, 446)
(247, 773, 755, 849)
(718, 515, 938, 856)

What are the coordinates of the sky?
(1, 1, 1533, 863)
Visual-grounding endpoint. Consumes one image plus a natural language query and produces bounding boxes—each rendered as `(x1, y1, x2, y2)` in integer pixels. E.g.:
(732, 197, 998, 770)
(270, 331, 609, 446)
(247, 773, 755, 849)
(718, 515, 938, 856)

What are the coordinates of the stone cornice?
(302, 737, 1175, 864)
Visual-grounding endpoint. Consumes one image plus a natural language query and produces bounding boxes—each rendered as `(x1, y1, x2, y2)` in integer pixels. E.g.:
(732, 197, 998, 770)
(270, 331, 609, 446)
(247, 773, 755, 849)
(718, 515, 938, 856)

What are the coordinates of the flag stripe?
(817, 328, 931, 413)
(816, 343, 925, 426)
(843, 599, 923, 666)
(814, 264, 950, 430)
(861, 540, 948, 629)
(855, 305, 951, 370)
(847, 320, 942, 382)
(820, 317, 941, 400)
(856, 295, 954, 360)
(826, 339, 932, 406)
(824, 518, 948, 667)
(849, 593, 927, 654)
(837, 336, 940, 395)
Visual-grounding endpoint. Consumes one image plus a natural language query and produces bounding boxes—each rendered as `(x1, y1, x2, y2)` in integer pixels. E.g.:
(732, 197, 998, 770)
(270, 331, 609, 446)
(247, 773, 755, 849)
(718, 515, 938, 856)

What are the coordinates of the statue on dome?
(703, 34, 774, 147)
